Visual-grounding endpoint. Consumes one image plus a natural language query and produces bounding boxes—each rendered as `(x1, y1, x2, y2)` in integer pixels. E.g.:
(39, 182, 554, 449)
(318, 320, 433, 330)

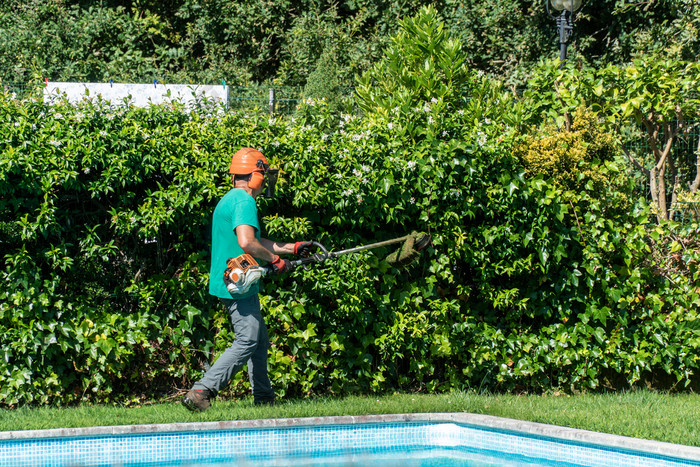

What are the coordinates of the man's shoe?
(182, 388, 213, 412)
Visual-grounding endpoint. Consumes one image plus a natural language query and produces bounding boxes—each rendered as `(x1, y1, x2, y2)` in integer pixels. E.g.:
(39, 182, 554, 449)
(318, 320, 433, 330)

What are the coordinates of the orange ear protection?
(248, 159, 269, 190)
(248, 170, 265, 190)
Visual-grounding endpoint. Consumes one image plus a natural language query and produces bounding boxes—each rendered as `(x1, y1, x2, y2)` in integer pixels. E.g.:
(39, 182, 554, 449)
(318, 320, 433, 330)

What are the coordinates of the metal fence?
(1, 82, 30, 99)
(226, 85, 304, 115)
(623, 120, 700, 224)
(1, 82, 353, 116)
(673, 202, 700, 224)
(224, 85, 355, 115)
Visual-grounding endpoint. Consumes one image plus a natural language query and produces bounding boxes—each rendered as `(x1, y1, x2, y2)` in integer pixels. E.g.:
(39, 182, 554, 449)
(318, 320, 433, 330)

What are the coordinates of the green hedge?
(1, 88, 698, 407)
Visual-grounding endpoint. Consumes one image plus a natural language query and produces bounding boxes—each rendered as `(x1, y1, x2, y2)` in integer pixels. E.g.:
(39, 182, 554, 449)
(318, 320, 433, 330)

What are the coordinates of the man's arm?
(260, 238, 295, 255)
(236, 224, 293, 262)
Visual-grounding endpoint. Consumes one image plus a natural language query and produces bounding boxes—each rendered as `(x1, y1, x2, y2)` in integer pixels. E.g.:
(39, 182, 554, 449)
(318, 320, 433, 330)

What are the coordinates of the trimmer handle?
(289, 241, 330, 269)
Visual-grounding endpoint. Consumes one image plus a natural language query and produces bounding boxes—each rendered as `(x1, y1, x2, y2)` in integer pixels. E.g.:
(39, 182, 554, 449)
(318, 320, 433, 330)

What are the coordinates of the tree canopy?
(1, 0, 698, 87)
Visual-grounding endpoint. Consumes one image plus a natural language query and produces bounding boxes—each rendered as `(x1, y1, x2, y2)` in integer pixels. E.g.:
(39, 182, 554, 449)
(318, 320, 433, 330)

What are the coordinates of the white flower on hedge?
(99, 131, 107, 137)
(428, 116, 435, 124)
(342, 188, 355, 197)
(431, 97, 438, 103)
(477, 132, 487, 147)
(334, 173, 343, 179)
(361, 165, 370, 173)
(53, 113, 63, 119)
(272, 141, 280, 147)
(49, 140, 62, 147)
(407, 161, 417, 170)
(353, 168, 362, 177)
(361, 178, 369, 184)
(83, 168, 91, 174)
(410, 197, 416, 204)
(388, 123, 395, 130)
(458, 110, 465, 116)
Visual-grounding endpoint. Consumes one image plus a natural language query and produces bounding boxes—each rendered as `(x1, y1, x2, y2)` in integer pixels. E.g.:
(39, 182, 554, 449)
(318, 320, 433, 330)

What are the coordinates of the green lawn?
(1, 390, 699, 447)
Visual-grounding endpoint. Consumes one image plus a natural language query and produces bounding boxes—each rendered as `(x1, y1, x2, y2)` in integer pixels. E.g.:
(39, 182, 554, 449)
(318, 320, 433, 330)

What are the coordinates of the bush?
(514, 107, 618, 192)
(0, 92, 286, 405)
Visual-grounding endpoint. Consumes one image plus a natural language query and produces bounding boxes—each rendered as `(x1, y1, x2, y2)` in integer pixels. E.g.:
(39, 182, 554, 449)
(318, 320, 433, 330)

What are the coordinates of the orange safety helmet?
(229, 147, 269, 190)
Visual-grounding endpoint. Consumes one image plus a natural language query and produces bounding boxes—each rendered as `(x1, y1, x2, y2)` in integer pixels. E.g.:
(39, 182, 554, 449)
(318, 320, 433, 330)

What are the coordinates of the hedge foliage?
(1, 7, 699, 407)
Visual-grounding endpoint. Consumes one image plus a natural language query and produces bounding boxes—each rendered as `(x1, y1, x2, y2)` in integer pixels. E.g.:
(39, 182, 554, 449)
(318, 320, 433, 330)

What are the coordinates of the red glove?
(293, 241, 316, 258)
(270, 255, 290, 274)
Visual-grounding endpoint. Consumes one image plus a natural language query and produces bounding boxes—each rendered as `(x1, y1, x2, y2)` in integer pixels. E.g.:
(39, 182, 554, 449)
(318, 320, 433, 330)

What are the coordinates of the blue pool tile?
(1, 421, 699, 467)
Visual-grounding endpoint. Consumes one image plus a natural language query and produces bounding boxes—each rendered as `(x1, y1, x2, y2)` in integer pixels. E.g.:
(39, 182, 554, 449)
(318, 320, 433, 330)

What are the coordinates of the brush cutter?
(223, 232, 431, 295)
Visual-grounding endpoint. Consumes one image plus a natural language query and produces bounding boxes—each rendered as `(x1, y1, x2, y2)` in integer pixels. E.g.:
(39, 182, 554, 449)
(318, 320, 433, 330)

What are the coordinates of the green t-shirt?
(208, 188, 261, 299)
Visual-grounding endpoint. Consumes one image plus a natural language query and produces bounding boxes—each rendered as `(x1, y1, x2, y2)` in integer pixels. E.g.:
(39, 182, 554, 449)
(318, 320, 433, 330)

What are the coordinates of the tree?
(596, 58, 700, 222)
(2, 0, 698, 88)
(0, 0, 172, 83)
(521, 57, 700, 223)
(300, 50, 344, 129)
(354, 5, 474, 118)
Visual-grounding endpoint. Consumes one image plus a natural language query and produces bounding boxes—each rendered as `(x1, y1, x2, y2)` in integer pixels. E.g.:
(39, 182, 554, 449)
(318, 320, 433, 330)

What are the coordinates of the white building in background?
(43, 81, 228, 109)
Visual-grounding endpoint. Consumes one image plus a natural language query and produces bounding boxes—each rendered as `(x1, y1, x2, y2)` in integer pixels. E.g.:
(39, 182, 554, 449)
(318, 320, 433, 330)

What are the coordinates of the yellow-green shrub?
(514, 107, 618, 192)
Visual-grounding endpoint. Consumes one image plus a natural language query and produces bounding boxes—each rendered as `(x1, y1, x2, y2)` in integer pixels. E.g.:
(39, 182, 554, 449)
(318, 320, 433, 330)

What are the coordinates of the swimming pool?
(2, 413, 699, 466)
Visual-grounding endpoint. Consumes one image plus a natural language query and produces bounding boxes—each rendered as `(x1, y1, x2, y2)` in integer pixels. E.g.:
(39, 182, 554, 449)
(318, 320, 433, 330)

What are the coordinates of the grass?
(1, 390, 699, 448)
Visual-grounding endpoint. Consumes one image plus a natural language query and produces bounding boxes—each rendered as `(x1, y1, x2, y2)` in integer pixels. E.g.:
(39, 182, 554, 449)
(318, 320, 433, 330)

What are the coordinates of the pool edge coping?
(1, 412, 699, 462)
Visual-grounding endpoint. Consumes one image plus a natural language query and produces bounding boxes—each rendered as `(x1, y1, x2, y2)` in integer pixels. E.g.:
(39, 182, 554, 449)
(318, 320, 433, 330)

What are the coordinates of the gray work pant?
(192, 295, 275, 404)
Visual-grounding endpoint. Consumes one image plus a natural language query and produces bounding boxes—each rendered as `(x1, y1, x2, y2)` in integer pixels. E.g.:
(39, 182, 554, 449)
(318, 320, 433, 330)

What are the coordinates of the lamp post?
(546, 0, 583, 65)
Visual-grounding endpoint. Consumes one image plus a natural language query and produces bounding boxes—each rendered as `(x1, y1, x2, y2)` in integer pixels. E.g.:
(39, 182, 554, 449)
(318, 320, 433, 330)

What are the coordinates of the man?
(182, 147, 314, 412)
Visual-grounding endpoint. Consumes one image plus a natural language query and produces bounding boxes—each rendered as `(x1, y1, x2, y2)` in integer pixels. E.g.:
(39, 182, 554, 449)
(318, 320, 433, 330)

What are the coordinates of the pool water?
(2, 421, 699, 467)
(185, 447, 578, 466)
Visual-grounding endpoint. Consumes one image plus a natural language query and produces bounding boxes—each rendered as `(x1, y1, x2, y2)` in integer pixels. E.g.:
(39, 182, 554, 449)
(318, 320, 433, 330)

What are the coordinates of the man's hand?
(270, 255, 291, 274)
(293, 241, 316, 258)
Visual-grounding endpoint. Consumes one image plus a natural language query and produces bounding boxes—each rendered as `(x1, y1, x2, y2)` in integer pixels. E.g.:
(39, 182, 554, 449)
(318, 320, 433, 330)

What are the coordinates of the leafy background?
(1, 5, 700, 407)
(1, 0, 698, 88)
